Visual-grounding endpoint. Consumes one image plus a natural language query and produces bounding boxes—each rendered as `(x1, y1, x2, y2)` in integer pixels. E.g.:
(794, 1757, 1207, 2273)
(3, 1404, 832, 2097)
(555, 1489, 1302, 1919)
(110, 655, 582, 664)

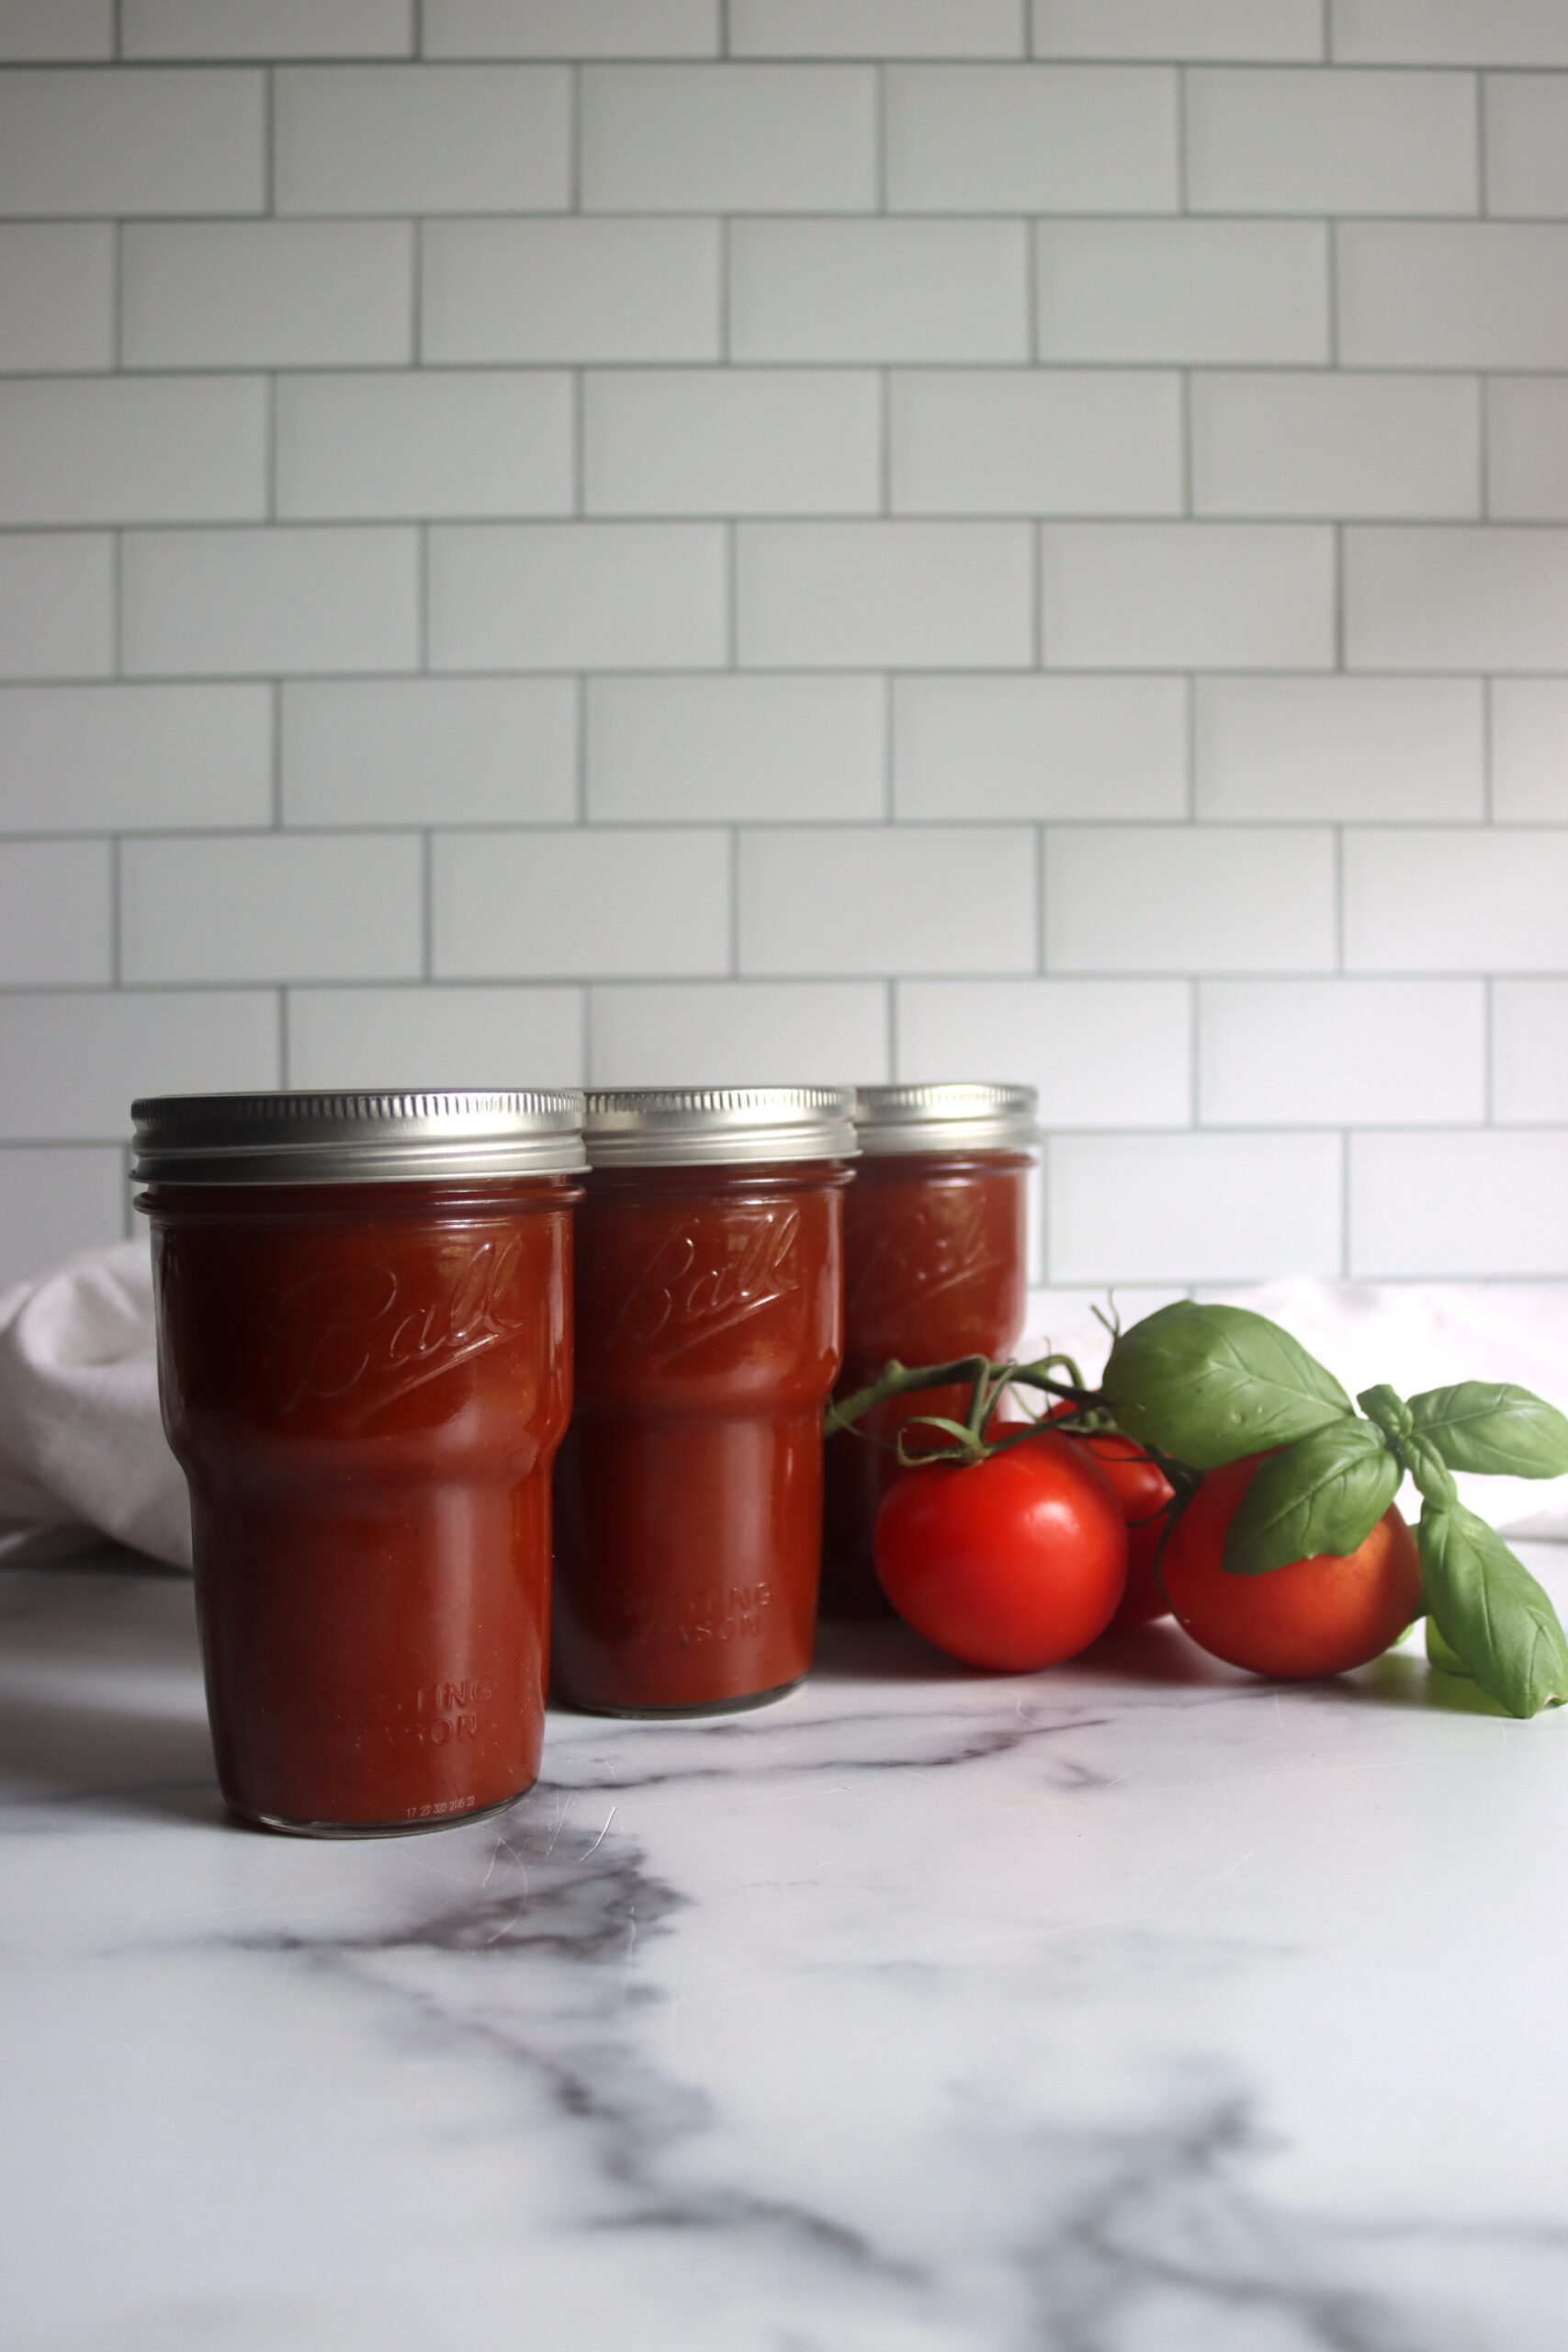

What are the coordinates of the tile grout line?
(1189, 977, 1201, 1127)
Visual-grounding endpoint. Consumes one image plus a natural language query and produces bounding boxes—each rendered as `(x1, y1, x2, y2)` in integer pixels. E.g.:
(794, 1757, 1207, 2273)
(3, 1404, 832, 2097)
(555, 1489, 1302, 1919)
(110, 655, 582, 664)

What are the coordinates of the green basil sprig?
(1101, 1302, 1568, 1720)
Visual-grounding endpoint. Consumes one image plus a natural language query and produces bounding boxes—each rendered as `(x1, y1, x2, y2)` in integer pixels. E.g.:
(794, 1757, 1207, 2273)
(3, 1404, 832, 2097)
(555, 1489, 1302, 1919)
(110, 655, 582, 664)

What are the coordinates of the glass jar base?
(568, 1675, 804, 1722)
(231, 1791, 527, 1840)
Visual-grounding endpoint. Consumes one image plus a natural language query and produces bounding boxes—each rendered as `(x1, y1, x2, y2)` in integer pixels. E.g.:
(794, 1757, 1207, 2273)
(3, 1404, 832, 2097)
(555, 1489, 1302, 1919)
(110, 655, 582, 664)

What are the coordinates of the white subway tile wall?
(0, 16, 1564, 1292)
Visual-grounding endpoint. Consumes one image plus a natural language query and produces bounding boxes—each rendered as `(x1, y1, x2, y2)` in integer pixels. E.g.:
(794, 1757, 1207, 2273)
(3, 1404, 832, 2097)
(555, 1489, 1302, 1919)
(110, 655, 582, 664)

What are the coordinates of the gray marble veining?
(5, 1557, 1568, 2352)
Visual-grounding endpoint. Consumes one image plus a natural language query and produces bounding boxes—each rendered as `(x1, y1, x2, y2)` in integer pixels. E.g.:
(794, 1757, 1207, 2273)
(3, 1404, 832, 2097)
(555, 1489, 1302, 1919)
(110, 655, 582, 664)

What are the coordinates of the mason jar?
(134, 1090, 584, 1837)
(553, 1087, 856, 1716)
(821, 1081, 1038, 1617)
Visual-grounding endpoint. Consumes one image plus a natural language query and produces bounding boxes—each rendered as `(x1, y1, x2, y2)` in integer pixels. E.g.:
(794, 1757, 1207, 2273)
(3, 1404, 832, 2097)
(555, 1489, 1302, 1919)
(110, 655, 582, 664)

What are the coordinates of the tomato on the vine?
(1032, 1405, 1176, 1626)
(873, 1429, 1129, 1673)
(1160, 1453, 1423, 1679)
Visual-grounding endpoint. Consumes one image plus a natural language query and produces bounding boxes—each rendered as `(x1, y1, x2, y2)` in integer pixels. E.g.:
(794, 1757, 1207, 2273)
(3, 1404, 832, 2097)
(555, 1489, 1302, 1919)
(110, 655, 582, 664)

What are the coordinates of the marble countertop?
(6, 1555, 1568, 2352)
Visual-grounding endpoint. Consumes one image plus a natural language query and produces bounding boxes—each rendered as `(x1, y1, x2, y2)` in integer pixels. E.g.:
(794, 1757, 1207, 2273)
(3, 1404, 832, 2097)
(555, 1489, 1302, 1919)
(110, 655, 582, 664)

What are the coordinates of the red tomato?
(1160, 1453, 1423, 1679)
(1029, 1405, 1176, 1626)
(1077, 1431, 1177, 1627)
(872, 1430, 1129, 1673)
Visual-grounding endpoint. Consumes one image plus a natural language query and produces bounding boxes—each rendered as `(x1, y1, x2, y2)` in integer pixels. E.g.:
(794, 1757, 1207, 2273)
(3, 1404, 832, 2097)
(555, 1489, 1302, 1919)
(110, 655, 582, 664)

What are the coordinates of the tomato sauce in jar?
(134, 1091, 584, 1837)
(553, 1088, 855, 1716)
(821, 1083, 1037, 1618)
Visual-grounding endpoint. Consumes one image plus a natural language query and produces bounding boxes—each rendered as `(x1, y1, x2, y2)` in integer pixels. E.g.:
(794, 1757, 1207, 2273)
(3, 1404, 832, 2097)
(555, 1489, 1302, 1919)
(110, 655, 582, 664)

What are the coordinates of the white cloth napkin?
(0, 1240, 190, 1567)
(1, 1244, 1566, 1571)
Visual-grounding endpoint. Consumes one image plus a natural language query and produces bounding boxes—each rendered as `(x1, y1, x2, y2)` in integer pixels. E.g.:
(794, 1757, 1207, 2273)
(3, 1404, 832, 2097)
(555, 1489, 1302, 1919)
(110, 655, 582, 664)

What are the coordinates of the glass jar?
(821, 1082, 1038, 1617)
(134, 1090, 584, 1838)
(552, 1088, 856, 1716)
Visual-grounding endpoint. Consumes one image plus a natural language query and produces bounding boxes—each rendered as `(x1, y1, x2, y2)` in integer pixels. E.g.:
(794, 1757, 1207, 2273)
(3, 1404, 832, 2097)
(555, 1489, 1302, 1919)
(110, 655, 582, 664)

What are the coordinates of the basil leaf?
(1101, 1301, 1351, 1472)
(1406, 1382, 1568, 1481)
(1418, 1500, 1568, 1720)
(1426, 1617, 1472, 1678)
(1222, 1421, 1402, 1577)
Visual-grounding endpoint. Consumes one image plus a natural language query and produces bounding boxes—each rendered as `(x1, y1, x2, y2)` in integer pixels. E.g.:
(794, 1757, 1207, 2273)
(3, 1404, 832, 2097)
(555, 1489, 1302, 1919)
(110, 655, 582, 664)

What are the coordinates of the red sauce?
(821, 1150, 1032, 1616)
(142, 1177, 577, 1834)
(553, 1159, 849, 1714)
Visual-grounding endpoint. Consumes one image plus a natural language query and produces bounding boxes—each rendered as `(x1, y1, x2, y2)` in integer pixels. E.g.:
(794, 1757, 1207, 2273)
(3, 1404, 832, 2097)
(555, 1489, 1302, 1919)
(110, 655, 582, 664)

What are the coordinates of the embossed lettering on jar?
(135, 1091, 584, 1838)
(553, 1088, 855, 1717)
(823, 1083, 1037, 1618)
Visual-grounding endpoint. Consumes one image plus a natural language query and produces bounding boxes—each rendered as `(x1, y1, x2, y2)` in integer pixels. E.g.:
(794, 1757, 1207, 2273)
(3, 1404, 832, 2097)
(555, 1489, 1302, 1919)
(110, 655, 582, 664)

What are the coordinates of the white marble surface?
(6, 1555, 1568, 2352)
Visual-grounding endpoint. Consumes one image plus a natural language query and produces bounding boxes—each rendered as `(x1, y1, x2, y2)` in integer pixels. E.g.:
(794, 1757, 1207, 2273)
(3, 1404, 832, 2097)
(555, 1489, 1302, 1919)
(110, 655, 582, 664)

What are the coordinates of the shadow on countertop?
(0, 1557, 223, 1826)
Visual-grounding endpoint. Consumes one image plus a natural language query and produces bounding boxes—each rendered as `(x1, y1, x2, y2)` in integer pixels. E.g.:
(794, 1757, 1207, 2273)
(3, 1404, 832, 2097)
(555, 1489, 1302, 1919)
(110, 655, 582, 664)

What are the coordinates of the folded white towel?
(0, 1240, 190, 1568)
(1, 1244, 1565, 1570)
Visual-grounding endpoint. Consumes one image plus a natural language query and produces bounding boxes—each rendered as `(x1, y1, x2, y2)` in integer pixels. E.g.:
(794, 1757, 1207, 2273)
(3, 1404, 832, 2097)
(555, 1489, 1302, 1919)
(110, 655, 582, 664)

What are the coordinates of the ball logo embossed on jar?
(604, 1208, 803, 1369)
(268, 1236, 536, 1426)
(848, 1192, 1010, 1328)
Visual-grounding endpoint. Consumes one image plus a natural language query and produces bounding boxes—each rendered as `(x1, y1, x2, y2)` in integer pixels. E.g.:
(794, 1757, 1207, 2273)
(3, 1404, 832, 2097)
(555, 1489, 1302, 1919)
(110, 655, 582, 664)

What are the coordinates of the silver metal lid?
(131, 1090, 588, 1186)
(583, 1087, 857, 1168)
(852, 1082, 1039, 1156)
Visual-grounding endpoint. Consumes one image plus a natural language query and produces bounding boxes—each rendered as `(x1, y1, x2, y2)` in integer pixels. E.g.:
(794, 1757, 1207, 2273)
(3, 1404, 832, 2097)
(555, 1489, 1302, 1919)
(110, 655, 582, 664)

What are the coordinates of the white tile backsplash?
(428, 523, 728, 671)
(0, 840, 112, 983)
(287, 982, 584, 1088)
(897, 978, 1193, 1127)
(1490, 681, 1568, 820)
(1045, 825, 1337, 974)
(0, 1148, 127, 1285)
(1345, 526, 1568, 670)
(586, 675, 886, 822)
(584, 370, 881, 517)
(275, 64, 571, 214)
(425, 1, 720, 57)
(1186, 68, 1477, 214)
(123, 1, 414, 56)
(581, 64, 877, 212)
(433, 826, 731, 978)
(1035, 1, 1324, 60)
(1049, 1131, 1344, 1283)
(1036, 220, 1330, 363)
(890, 370, 1182, 516)
(1493, 981, 1568, 1124)
(1193, 676, 1485, 820)
(739, 825, 1037, 976)
(894, 674, 1188, 820)
(0, 1, 114, 61)
(1350, 1130, 1568, 1278)
(1331, 2, 1568, 69)
(120, 832, 423, 983)
(731, 219, 1030, 364)
(0, 376, 267, 526)
(588, 978, 890, 1085)
(1043, 523, 1336, 670)
(735, 2, 1024, 58)
(1484, 74, 1568, 217)
(0, 684, 273, 833)
(1343, 829, 1568, 972)
(276, 371, 574, 521)
(123, 526, 421, 677)
(738, 521, 1035, 669)
(1338, 224, 1568, 368)
(0, 69, 265, 215)
(0, 534, 114, 680)
(123, 222, 415, 368)
(0, 22, 1564, 1288)
(281, 677, 578, 827)
(1486, 379, 1568, 523)
(1190, 373, 1480, 520)
(1198, 978, 1487, 1125)
(0, 225, 114, 373)
(0, 989, 279, 1139)
(422, 219, 722, 363)
(885, 64, 1177, 213)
